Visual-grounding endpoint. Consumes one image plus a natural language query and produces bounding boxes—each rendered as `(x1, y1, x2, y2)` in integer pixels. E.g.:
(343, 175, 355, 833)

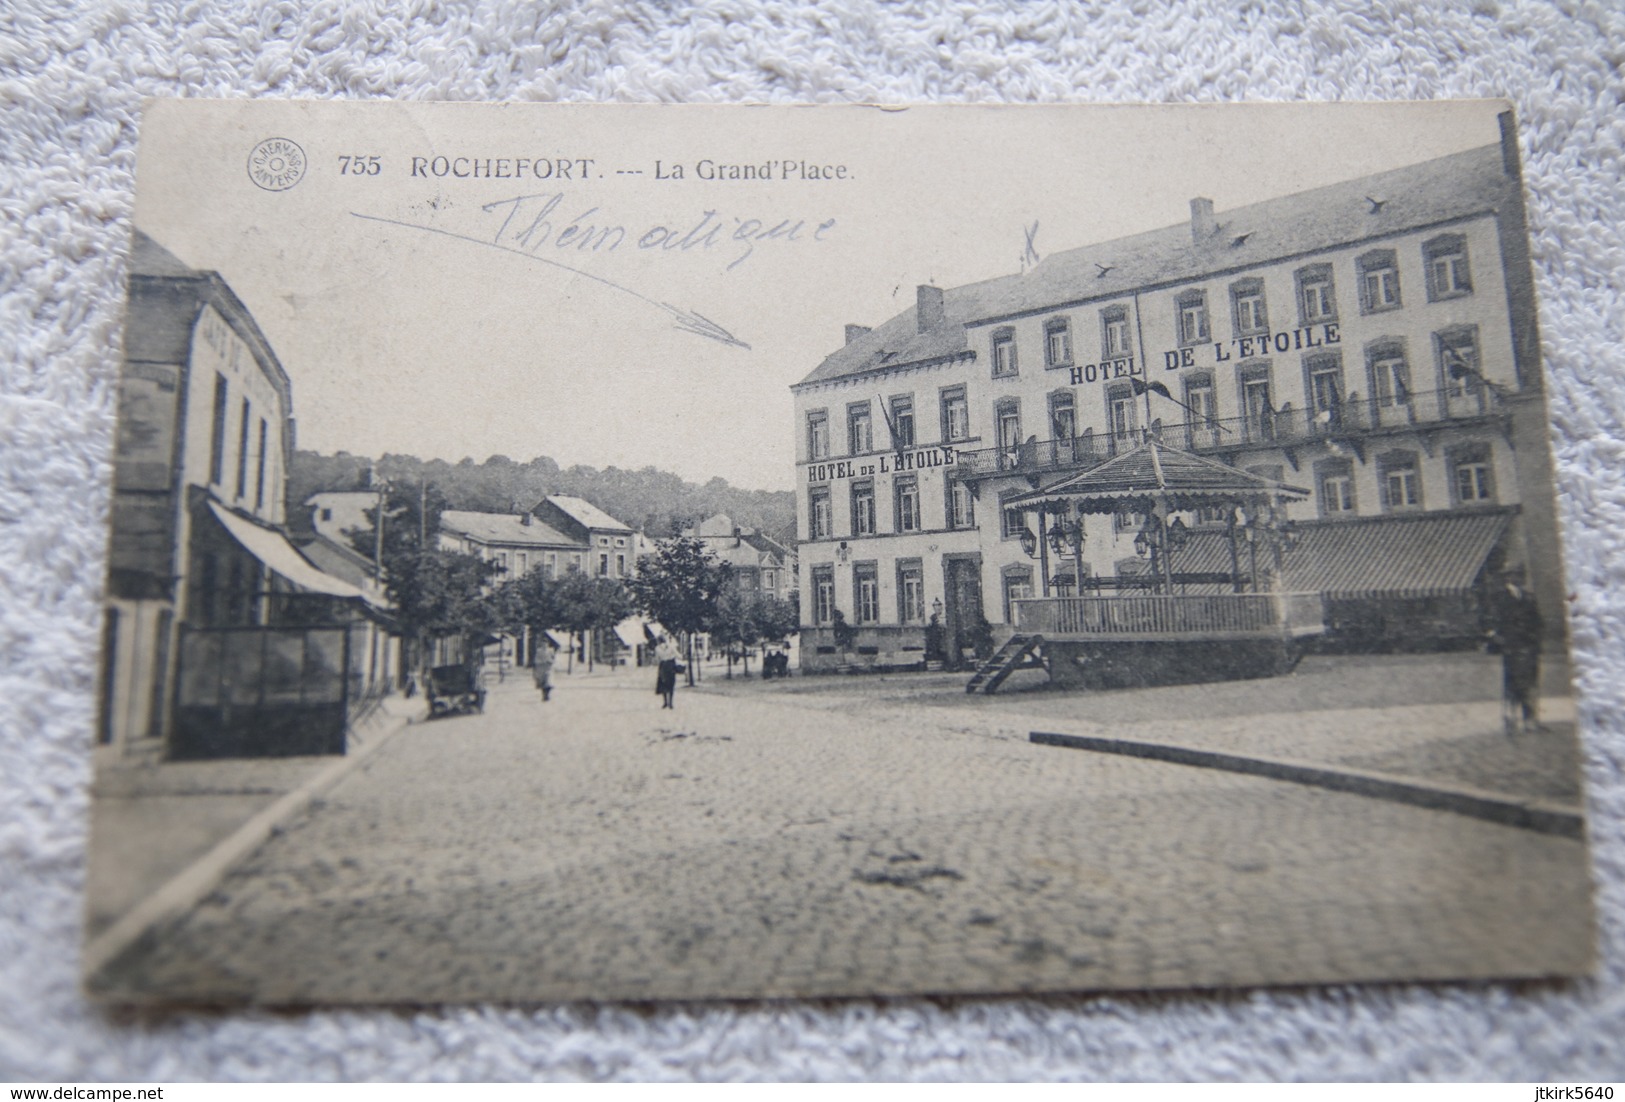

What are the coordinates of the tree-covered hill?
(288, 450, 796, 542)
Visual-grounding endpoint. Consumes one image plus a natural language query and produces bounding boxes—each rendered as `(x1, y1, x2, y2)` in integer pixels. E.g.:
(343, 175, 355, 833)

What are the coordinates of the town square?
(82, 101, 1595, 1004)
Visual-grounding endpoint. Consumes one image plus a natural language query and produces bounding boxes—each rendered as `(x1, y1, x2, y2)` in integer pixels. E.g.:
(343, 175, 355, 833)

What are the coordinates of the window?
(544, 553, 557, 579)
(571, 553, 583, 573)
(598, 553, 610, 576)
(889, 395, 915, 448)
(1306, 354, 1344, 428)
(1379, 451, 1422, 511)
(1369, 342, 1412, 406)
(1049, 390, 1076, 441)
(1316, 459, 1356, 516)
(991, 327, 1018, 377)
(897, 560, 925, 623)
(995, 399, 1022, 461)
(615, 537, 627, 547)
(894, 475, 920, 533)
(1425, 234, 1472, 300)
(1101, 306, 1131, 357)
(1002, 568, 1034, 624)
(851, 479, 876, 537)
(1450, 444, 1496, 504)
(1230, 279, 1268, 335)
(1002, 500, 1028, 540)
(1240, 365, 1274, 443)
(1176, 290, 1209, 345)
(209, 373, 228, 485)
(616, 553, 626, 576)
(1184, 374, 1217, 447)
(854, 563, 880, 624)
(808, 486, 832, 540)
(320, 507, 333, 522)
(1438, 327, 1481, 394)
(812, 566, 836, 625)
(940, 387, 969, 443)
(598, 536, 611, 547)
(516, 552, 529, 575)
(848, 402, 873, 455)
(1297, 264, 1337, 324)
(807, 410, 830, 460)
(234, 398, 251, 498)
(254, 418, 269, 511)
(494, 550, 511, 573)
(1044, 317, 1072, 367)
(1107, 384, 1136, 444)
(1358, 249, 1402, 313)
(947, 479, 975, 529)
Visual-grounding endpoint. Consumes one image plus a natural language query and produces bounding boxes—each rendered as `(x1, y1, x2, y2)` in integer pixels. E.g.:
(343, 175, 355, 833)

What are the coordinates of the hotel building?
(791, 116, 1561, 674)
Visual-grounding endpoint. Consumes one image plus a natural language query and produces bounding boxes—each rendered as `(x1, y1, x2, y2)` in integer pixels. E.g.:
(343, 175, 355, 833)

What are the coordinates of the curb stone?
(1029, 730, 1584, 839)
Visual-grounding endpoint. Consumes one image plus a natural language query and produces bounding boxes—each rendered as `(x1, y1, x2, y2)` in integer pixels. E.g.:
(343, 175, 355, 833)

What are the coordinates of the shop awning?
(1179, 511, 1511, 600)
(208, 501, 371, 602)
(613, 616, 651, 647)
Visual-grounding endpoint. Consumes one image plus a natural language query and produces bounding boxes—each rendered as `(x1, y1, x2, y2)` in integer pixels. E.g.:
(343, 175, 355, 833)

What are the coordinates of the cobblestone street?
(96, 656, 1594, 1004)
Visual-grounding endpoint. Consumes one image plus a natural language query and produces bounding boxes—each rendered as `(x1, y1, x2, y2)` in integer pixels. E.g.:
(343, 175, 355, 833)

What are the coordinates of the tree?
(548, 571, 635, 672)
(626, 536, 728, 685)
(346, 478, 494, 676)
(711, 588, 799, 678)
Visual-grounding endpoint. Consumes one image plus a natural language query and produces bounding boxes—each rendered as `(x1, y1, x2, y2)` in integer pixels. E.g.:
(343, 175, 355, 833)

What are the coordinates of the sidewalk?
(84, 691, 422, 940)
(695, 652, 1585, 807)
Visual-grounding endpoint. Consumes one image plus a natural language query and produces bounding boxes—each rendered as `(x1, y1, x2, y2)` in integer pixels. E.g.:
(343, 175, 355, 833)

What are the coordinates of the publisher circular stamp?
(247, 137, 307, 192)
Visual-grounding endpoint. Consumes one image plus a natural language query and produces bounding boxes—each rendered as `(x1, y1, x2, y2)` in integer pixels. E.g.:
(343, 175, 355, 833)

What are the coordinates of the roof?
(1008, 440, 1308, 513)
(799, 143, 1512, 388)
(543, 495, 632, 532)
(130, 231, 195, 278)
(1176, 510, 1511, 599)
(440, 510, 578, 547)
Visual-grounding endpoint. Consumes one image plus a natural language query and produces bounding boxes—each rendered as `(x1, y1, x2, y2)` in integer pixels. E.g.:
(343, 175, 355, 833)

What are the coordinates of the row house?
(101, 233, 388, 759)
(792, 115, 1560, 671)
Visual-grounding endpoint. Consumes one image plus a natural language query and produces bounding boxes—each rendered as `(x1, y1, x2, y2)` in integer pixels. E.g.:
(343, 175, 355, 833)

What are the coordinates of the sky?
(131, 101, 1506, 491)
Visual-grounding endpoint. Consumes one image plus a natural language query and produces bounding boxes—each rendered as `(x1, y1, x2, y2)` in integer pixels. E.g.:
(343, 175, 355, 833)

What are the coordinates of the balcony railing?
(954, 431, 1136, 479)
(951, 386, 1505, 480)
(1013, 591, 1325, 641)
(1170, 385, 1504, 453)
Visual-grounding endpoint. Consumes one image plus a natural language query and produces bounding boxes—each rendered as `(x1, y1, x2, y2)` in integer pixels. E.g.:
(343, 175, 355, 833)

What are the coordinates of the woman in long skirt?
(654, 635, 679, 710)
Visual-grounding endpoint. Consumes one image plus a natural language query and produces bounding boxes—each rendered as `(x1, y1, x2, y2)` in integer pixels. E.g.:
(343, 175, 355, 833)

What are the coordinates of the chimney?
(844, 324, 871, 345)
(916, 284, 945, 333)
(521, 511, 533, 526)
(1190, 197, 1216, 243)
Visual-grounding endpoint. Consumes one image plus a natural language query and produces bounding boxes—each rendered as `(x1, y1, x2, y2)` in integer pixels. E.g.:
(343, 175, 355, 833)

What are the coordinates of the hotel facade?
(791, 117, 1562, 674)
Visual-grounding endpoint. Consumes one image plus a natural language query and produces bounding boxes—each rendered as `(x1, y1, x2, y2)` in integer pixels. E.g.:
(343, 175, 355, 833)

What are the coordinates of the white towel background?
(2, 0, 1623, 1081)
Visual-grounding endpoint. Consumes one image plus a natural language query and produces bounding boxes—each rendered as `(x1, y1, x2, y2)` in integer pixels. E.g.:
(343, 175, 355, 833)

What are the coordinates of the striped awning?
(1179, 511, 1511, 600)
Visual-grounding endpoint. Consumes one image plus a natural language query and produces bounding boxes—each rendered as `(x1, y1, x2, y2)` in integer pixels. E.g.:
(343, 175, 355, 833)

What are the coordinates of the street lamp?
(1236, 502, 1296, 592)
(1046, 512, 1087, 594)
(1133, 513, 1190, 593)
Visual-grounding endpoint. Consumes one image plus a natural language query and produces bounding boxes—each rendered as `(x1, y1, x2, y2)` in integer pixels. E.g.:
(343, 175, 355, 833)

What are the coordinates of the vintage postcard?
(85, 100, 1593, 1004)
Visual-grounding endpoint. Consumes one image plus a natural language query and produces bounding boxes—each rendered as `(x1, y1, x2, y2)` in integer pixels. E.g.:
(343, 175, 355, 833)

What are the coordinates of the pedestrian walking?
(654, 634, 679, 710)
(1487, 568, 1541, 735)
(532, 639, 556, 702)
